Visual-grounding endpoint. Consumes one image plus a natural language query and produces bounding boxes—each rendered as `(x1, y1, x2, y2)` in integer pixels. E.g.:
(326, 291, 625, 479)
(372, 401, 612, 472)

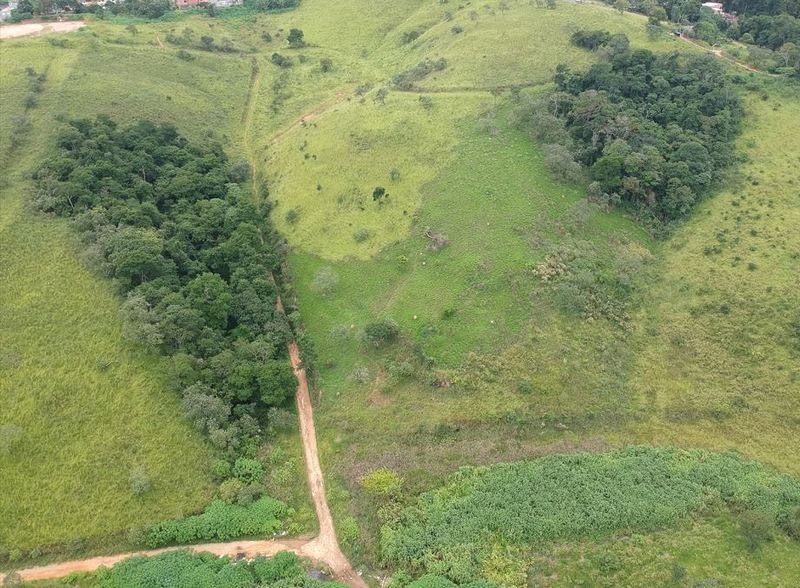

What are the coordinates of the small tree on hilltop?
(372, 186, 387, 202)
(363, 320, 400, 347)
(288, 28, 304, 48)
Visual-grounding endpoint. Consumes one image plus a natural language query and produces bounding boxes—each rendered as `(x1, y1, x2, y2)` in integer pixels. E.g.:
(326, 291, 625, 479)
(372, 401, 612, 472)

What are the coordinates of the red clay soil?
(1, 297, 366, 587)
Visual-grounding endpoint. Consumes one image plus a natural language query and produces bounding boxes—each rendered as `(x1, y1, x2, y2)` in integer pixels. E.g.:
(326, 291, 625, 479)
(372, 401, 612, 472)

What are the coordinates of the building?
(701, 2, 725, 14)
(0, 1, 18, 21)
(701, 2, 737, 22)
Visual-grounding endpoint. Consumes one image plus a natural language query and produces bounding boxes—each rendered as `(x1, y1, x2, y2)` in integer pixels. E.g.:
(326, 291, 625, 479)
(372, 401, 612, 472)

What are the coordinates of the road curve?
(1, 297, 366, 587)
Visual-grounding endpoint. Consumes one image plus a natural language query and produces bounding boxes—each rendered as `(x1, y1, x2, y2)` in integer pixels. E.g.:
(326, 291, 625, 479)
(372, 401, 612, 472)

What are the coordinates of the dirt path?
(677, 35, 779, 76)
(286, 336, 367, 587)
(0, 20, 85, 39)
(0, 313, 366, 586)
(270, 90, 350, 145)
(0, 539, 311, 583)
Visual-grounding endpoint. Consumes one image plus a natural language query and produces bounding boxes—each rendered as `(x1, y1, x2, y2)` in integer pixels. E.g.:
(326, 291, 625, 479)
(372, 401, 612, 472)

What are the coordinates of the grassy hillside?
(1, 0, 798, 583)
(0, 22, 302, 556)
(261, 0, 800, 574)
(0, 40, 220, 554)
(623, 81, 800, 473)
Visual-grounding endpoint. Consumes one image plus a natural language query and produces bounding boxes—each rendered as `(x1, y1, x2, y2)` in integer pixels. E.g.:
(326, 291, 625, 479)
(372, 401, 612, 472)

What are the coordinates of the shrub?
(361, 468, 403, 498)
(211, 459, 232, 481)
(320, 57, 333, 72)
(285, 208, 300, 224)
(0, 424, 23, 456)
(382, 447, 800, 578)
(543, 144, 582, 182)
(93, 549, 343, 586)
(233, 458, 265, 484)
(219, 478, 244, 504)
(271, 53, 293, 68)
(372, 186, 387, 201)
(129, 464, 151, 496)
(145, 497, 288, 547)
(739, 510, 774, 551)
(287, 28, 304, 48)
(312, 267, 339, 297)
(363, 320, 400, 347)
(350, 366, 371, 383)
(779, 506, 800, 539)
(402, 30, 421, 44)
(392, 58, 448, 89)
(353, 227, 371, 242)
(236, 483, 265, 506)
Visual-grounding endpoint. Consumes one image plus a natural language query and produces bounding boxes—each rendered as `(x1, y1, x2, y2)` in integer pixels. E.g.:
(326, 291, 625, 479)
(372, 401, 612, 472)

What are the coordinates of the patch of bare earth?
(0, 20, 85, 39)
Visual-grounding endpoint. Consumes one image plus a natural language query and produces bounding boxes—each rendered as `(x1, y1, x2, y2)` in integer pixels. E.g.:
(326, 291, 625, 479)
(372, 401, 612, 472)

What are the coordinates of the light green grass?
(0, 37, 223, 554)
(270, 92, 482, 258)
(525, 514, 800, 588)
(621, 82, 800, 475)
(376, 0, 685, 89)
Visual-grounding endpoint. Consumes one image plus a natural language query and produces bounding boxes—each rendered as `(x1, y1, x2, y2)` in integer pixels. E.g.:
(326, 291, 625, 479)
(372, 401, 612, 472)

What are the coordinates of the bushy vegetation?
(382, 447, 800, 581)
(145, 496, 288, 547)
(602, 0, 800, 75)
(34, 118, 293, 464)
(93, 549, 346, 587)
(524, 33, 744, 223)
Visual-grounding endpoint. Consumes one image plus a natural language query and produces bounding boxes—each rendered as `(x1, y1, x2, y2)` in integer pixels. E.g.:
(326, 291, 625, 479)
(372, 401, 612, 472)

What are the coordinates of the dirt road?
(677, 35, 779, 76)
(0, 539, 310, 583)
(286, 338, 367, 587)
(1, 297, 366, 586)
(0, 20, 85, 39)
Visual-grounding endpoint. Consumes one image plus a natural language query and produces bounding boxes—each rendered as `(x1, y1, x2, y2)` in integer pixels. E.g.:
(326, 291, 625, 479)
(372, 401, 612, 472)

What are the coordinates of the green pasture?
(1, 0, 798, 582)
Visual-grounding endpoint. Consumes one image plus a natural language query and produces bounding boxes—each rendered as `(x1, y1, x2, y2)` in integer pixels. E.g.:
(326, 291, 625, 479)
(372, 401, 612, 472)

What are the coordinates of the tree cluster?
(94, 550, 347, 587)
(34, 118, 295, 463)
(523, 33, 744, 222)
(723, 0, 799, 17)
(243, 0, 301, 12)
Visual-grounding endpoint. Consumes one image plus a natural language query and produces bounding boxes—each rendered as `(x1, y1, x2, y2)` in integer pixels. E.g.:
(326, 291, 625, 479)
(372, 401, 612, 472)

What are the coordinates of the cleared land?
(0, 21, 85, 39)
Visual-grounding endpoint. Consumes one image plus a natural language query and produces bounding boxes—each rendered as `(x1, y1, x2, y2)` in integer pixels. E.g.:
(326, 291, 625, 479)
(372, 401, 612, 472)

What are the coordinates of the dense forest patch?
(516, 33, 744, 227)
(381, 446, 800, 581)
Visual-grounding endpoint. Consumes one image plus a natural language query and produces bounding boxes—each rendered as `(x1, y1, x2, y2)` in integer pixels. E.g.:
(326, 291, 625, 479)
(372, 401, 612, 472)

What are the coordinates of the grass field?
(0, 41, 220, 553)
(621, 81, 800, 474)
(259, 0, 800, 573)
(1, 0, 799, 582)
(0, 23, 302, 556)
